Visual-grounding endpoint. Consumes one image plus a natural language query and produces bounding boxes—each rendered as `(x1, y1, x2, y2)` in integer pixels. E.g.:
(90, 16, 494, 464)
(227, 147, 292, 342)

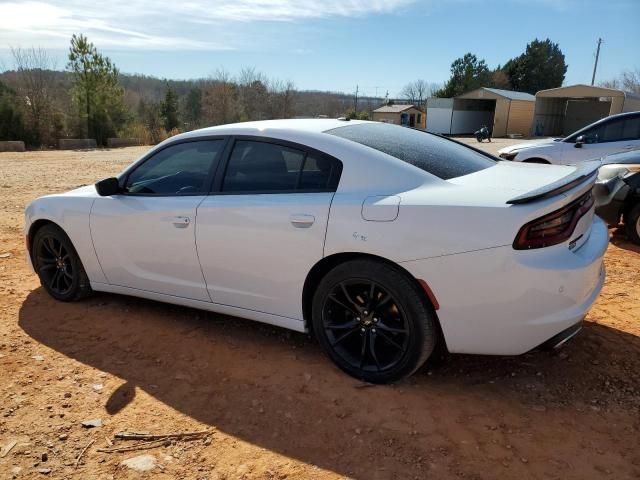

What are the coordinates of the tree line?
(1, 35, 638, 148)
(399, 38, 569, 106)
(0, 34, 360, 148)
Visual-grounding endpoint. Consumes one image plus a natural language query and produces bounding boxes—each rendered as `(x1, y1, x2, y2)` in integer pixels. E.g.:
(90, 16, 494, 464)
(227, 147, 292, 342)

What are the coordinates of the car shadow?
(18, 287, 640, 478)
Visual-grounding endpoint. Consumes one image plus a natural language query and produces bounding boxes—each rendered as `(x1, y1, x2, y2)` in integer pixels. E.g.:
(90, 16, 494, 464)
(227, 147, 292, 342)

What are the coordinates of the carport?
(454, 88, 535, 137)
(533, 84, 640, 136)
(425, 88, 535, 137)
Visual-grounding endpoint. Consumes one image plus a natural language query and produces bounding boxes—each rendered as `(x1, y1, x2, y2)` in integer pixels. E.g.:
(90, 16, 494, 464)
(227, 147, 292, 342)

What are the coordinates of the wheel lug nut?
(372, 328, 376, 333)
(356, 317, 361, 321)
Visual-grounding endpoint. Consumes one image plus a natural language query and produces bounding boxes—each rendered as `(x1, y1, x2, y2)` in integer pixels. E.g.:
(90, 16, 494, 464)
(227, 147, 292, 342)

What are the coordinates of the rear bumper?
(536, 321, 583, 350)
(400, 216, 608, 355)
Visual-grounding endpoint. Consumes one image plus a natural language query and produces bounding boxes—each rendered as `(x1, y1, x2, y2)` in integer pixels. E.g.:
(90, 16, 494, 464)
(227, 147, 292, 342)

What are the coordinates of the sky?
(0, 0, 638, 97)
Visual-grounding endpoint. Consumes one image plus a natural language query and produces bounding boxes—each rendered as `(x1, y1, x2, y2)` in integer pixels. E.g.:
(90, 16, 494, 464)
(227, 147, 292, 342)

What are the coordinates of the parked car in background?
(594, 149, 640, 244)
(25, 120, 607, 383)
(498, 111, 640, 165)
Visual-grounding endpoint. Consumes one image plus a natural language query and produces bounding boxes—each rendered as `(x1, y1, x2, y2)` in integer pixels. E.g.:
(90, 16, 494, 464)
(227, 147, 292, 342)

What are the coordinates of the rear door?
(91, 139, 226, 301)
(196, 138, 342, 320)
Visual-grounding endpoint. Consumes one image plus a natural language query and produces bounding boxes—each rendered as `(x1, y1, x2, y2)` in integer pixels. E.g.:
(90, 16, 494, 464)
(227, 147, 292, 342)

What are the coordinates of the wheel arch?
(27, 219, 61, 257)
(302, 252, 444, 343)
(521, 157, 551, 164)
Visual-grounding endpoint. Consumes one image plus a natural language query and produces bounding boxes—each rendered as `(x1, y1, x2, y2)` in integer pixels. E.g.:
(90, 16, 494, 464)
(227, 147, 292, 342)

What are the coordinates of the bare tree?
(621, 68, 640, 94)
(400, 79, 433, 108)
(268, 79, 296, 119)
(238, 66, 269, 121)
(202, 68, 238, 125)
(400, 82, 418, 105)
(600, 68, 640, 95)
(10, 46, 58, 146)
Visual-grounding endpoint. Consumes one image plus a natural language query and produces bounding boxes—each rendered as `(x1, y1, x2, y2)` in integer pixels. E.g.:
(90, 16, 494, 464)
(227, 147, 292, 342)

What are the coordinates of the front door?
(91, 139, 226, 301)
(196, 138, 342, 320)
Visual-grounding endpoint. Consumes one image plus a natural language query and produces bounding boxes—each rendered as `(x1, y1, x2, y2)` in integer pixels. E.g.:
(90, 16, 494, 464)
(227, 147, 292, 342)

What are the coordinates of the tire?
(624, 202, 640, 245)
(32, 224, 92, 301)
(311, 259, 437, 383)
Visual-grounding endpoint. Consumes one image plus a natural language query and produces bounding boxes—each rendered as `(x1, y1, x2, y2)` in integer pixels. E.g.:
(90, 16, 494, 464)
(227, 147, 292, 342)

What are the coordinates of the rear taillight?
(513, 190, 594, 250)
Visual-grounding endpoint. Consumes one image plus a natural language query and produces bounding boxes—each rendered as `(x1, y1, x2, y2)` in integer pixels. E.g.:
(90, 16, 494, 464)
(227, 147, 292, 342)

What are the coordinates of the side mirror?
(574, 135, 585, 148)
(95, 177, 121, 196)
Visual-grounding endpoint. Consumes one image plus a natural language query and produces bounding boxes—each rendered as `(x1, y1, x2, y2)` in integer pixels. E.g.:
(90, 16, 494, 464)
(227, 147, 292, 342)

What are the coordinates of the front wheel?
(624, 202, 640, 245)
(311, 260, 437, 383)
(32, 224, 92, 301)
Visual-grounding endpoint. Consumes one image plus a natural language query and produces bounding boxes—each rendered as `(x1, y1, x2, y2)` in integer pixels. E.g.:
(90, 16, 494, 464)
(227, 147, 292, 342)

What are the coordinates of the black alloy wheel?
(322, 279, 410, 373)
(312, 259, 437, 383)
(32, 224, 91, 301)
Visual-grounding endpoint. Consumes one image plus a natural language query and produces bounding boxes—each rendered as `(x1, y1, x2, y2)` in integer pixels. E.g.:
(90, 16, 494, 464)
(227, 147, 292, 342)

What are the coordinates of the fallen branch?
(114, 429, 211, 441)
(97, 429, 212, 454)
(75, 439, 95, 469)
(97, 438, 167, 454)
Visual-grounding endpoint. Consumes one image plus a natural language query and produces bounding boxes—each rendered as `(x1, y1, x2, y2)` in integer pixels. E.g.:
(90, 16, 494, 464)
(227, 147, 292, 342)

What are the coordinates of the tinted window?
(570, 115, 640, 143)
(223, 141, 304, 192)
(621, 116, 640, 140)
(595, 118, 625, 142)
(326, 123, 495, 180)
(126, 140, 223, 195)
(222, 141, 340, 193)
(299, 154, 336, 190)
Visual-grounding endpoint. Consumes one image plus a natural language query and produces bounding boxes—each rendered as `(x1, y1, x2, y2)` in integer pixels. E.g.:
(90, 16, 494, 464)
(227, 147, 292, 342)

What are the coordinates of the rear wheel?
(32, 224, 92, 301)
(312, 260, 437, 383)
(624, 202, 640, 245)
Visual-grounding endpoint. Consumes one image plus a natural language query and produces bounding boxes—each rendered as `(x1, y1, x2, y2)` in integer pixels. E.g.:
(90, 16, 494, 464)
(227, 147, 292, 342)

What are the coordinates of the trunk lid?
(448, 160, 599, 205)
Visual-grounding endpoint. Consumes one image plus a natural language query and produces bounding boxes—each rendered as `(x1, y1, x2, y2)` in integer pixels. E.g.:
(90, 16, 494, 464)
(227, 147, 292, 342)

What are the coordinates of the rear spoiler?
(506, 161, 601, 205)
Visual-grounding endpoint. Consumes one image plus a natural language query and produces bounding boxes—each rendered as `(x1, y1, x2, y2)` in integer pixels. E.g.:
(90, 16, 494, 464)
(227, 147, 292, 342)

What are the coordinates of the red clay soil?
(0, 146, 638, 479)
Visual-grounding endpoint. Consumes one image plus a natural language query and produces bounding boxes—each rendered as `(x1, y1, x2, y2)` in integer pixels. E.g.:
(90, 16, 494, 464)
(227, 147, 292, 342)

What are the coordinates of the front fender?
(25, 195, 107, 284)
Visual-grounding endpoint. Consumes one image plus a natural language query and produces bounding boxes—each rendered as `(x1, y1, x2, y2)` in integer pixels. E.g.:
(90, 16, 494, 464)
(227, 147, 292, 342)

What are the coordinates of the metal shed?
(532, 84, 640, 136)
(425, 98, 454, 134)
(455, 88, 536, 137)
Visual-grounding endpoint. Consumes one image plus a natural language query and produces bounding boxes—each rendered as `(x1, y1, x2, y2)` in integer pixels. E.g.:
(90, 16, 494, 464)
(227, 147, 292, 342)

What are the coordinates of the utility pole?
(591, 38, 603, 86)
(354, 85, 359, 112)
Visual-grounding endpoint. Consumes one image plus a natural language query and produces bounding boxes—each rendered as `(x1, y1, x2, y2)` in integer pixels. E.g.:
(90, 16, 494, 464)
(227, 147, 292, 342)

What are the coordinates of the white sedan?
(25, 119, 608, 383)
(498, 111, 640, 165)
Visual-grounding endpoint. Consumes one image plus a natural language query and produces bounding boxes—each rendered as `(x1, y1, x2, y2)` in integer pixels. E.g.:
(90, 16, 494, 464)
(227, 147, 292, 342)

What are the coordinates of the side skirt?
(90, 282, 307, 333)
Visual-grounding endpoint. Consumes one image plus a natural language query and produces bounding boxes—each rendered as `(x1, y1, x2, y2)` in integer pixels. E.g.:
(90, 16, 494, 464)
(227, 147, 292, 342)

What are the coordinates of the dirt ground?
(0, 140, 639, 480)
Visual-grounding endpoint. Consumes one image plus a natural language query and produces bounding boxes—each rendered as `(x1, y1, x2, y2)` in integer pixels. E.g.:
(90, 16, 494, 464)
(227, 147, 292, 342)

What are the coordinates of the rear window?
(326, 123, 495, 180)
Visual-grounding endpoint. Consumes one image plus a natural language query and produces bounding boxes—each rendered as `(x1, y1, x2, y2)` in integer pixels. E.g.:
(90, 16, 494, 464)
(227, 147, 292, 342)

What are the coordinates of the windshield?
(326, 122, 496, 180)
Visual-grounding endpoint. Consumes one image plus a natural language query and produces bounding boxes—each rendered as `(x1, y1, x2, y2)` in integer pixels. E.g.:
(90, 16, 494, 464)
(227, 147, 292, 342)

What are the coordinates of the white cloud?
(0, 0, 415, 50)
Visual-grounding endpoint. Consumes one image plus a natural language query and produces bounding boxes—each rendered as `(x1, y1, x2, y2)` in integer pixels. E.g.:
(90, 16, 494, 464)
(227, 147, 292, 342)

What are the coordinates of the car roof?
(180, 118, 369, 138)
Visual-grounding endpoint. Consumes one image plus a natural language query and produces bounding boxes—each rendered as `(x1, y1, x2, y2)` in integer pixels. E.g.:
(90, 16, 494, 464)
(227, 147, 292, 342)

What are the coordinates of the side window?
(298, 154, 337, 190)
(621, 116, 640, 140)
(125, 140, 224, 195)
(222, 141, 341, 193)
(597, 118, 625, 143)
(223, 141, 304, 192)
